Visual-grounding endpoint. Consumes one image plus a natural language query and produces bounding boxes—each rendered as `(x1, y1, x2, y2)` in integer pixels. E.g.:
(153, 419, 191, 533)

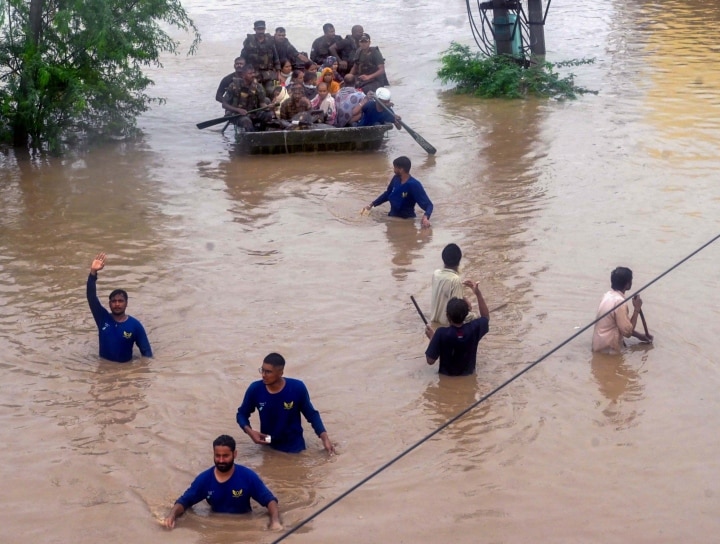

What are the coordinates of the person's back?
(430, 244, 470, 325)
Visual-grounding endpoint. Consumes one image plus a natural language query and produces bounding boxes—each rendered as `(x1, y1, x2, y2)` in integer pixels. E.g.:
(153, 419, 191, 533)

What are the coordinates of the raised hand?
(90, 252, 106, 274)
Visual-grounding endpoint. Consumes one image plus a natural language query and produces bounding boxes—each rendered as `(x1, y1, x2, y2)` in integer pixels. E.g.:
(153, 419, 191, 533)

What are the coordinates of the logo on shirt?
(102, 323, 109, 331)
(402, 192, 408, 198)
(283, 401, 294, 410)
(232, 489, 244, 497)
(123, 331, 133, 339)
(258, 402, 266, 412)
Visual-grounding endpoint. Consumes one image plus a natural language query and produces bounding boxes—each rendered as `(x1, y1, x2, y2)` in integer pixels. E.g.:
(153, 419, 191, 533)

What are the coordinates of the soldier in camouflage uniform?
(241, 20, 281, 94)
(350, 33, 390, 94)
(222, 65, 272, 132)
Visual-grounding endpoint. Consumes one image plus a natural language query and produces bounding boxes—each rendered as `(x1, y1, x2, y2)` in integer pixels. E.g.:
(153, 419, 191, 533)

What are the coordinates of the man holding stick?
(425, 281, 490, 376)
(592, 266, 653, 354)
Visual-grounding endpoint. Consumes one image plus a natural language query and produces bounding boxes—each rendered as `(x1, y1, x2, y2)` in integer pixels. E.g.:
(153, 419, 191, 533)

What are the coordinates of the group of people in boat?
(214, 21, 400, 132)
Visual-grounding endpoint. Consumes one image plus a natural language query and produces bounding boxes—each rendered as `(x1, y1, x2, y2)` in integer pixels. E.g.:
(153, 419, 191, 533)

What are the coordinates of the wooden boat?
(234, 124, 393, 154)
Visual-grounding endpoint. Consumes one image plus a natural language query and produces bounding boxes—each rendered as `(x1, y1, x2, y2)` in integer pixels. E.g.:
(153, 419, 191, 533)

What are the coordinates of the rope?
(271, 232, 720, 543)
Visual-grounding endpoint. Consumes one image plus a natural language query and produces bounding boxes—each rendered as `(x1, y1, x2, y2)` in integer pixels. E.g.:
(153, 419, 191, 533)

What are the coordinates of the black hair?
(610, 267, 633, 290)
(275, 27, 286, 33)
(392, 155, 411, 173)
(446, 297, 470, 325)
(322, 23, 335, 34)
(303, 71, 317, 84)
(441, 244, 462, 268)
(109, 289, 128, 302)
(213, 434, 236, 451)
(263, 352, 286, 368)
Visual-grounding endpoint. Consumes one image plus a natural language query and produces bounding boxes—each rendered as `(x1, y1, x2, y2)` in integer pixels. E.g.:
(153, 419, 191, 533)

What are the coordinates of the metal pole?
(492, 0, 514, 55)
(528, 0, 547, 57)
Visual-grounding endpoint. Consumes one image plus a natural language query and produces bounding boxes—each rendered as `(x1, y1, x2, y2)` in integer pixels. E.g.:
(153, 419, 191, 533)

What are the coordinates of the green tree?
(437, 42, 595, 100)
(0, 0, 200, 151)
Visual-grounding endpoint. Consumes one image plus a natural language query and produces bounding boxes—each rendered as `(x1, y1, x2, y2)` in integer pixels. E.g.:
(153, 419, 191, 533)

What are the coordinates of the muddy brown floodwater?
(1, 1, 719, 543)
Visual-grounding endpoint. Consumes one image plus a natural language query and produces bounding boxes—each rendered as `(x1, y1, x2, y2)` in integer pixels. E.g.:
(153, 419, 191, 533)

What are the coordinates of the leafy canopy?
(0, 0, 200, 151)
(437, 42, 596, 100)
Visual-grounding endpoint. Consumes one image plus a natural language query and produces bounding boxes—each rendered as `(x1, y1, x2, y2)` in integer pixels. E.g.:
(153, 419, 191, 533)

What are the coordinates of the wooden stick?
(410, 295, 428, 325)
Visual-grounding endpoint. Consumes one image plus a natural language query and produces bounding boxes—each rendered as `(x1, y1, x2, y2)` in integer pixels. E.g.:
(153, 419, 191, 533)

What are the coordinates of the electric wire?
(271, 233, 720, 543)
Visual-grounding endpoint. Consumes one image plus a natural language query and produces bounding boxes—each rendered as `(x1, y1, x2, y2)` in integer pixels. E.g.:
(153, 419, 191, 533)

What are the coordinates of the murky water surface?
(1, 1, 719, 542)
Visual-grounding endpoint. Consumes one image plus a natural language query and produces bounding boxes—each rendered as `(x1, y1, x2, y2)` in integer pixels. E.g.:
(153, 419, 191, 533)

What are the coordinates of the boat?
(234, 124, 393, 154)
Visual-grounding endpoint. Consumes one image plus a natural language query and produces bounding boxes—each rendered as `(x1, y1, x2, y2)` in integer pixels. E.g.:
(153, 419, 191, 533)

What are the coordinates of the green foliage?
(0, 0, 201, 151)
(437, 42, 596, 100)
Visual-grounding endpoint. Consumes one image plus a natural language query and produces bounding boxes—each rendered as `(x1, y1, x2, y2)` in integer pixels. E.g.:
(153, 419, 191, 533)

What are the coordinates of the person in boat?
(269, 85, 289, 119)
(215, 57, 246, 105)
(362, 156, 433, 228)
(236, 352, 336, 455)
(222, 65, 272, 132)
(241, 20, 281, 94)
(350, 33, 390, 94)
(592, 267, 653, 353)
(321, 57, 344, 85)
(430, 244, 477, 326)
(163, 435, 282, 531)
(273, 26, 309, 67)
(334, 74, 366, 127)
(319, 67, 340, 96)
(279, 83, 312, 121)
(338, 25, 364, 74)
(277, 58, 294, 87)
(310, 23, 344, 66)
(357, 87, 401, 129)
(424, 284, 490, 376)
(302, 71, 318, 101)
(311, 82, 337, 125)
(87, 252, 152, 363)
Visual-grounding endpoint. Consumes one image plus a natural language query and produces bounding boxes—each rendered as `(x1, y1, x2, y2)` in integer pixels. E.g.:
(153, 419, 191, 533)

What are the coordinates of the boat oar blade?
(377, 100, 437, 155)
(196, 114, 240, 130)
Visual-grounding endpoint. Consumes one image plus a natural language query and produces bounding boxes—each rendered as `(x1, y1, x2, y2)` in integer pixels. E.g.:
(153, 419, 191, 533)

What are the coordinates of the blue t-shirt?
(86, 274, 152, 363)
(372, 175, 434, 219)
(425, 317, 490, 376)
(176, 464, 277, 513)
(358, 100, 396, 126)
(236, 378, 327, 453)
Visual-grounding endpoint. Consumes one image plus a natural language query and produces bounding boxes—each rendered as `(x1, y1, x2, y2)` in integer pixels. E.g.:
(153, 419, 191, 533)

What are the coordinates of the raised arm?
(87, 253, 108, 325)
(463, 280, 489, 319)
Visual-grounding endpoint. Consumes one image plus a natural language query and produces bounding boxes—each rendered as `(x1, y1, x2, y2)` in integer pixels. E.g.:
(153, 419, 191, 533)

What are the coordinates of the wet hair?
(441, 243, 462, 268)
(392, 155, 412, 173)
(109, 289, 128, 302)
(213, 434, 236, 452)
(323, 23, 335, 34)
(303, 71, 317, 84)
(263, 352, 286, 368)
(610, 267, 633, 290)
(446, 297, 470, 325)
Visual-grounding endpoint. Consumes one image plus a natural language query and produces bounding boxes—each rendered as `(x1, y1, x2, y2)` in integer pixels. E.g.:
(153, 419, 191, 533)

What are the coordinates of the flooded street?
(1, 1, 719, 542)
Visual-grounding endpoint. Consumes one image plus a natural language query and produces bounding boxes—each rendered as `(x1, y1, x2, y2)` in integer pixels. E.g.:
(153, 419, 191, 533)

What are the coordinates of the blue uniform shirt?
(86, 274, 152, 362)
(237, 378, 327, 453)
(372, 175, 434, 219)
(176, 464, 277, 513)
(358, 100, 396, 126)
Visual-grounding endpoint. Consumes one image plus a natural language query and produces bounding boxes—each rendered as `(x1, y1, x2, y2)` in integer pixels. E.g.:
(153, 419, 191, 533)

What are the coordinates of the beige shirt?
(592, 290, 635, 354)
(430, 268, 466, 325)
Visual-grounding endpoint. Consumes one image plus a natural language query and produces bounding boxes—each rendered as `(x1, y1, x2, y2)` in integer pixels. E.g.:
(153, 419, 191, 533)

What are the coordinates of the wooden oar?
(376, 100, 437, 155)
(410, 295, 429, 325)
(196, 106, 268, 130)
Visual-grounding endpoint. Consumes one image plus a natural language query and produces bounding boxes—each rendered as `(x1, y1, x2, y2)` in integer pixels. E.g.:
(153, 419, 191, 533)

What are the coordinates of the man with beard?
(222, 65, 272, 132)
(215, 56, 246, 104)
(86, 252, 152, 363)
(237, 353, 336, 454)
(163, 435, 282, 530)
